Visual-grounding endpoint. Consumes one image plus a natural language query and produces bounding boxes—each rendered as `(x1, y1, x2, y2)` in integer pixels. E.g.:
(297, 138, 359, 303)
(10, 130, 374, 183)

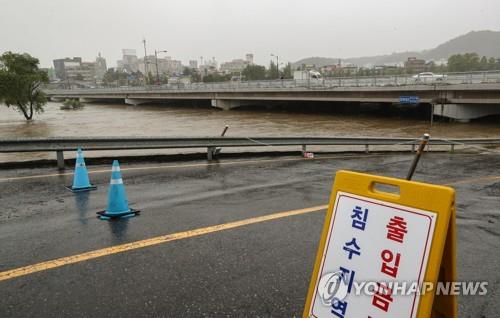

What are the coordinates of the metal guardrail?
(45, 70, 500, 94)
(1, 137, 499, 169)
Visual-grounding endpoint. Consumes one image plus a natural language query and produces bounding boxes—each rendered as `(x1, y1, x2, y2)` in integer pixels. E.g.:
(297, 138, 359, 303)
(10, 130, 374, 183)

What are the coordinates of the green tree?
(103, 68, 130, 86)
(160, 72, 169, 84)
(129, 71, 144, 86)
(448, 53, 482, 72)
(242, 64, 266, 80)
(447, 54, 465, 72)
(190, 70, 201, 83)
(183, 67, 193, 76)
(282, 62, 293, 79)
(488, 57, 497, 70)
(202, 73, 231, 82)
(146, 71, 155, 85)
(267, 61, 279, 79)
(103, 68, 116, 84)
(479, 56, 488, 71)
(465, 53, 480, 70)
(0, 52, 49, 120)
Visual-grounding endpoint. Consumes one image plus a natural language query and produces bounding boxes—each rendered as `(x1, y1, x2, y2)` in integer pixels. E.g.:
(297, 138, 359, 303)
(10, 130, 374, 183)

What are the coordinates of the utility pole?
(155, 50, 167, 85)
(200, 56, 204, 82)
(155, 50, 159, 85)
(142, 38, 148, 84)
(271, 54, 279, 79)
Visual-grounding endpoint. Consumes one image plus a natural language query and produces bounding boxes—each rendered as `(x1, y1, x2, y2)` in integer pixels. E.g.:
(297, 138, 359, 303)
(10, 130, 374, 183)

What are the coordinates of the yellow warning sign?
(303, 170, 457, 318)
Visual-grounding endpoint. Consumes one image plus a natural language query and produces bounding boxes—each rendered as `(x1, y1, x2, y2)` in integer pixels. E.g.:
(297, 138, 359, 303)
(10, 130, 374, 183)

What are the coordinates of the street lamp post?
(155, 50, 168, 85)
(271, 54, 280, 79)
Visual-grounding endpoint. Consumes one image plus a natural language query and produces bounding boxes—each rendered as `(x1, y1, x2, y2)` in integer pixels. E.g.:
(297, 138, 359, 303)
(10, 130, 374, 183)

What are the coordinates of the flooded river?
(1, 102, 499, 162)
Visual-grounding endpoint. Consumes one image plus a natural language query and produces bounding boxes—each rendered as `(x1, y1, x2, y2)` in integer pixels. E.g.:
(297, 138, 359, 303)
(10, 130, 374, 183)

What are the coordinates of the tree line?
(182, 61, 294, 82)
(447, 53, 500, 72)
(322, 53, 500, 77)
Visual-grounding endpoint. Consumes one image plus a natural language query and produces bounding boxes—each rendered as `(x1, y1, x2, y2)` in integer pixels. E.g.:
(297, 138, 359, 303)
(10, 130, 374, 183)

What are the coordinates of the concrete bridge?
(46, 72, 500, 122)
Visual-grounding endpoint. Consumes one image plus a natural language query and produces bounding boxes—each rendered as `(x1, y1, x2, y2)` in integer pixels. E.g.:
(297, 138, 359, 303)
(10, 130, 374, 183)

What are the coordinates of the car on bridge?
(412, 72, 446, 83)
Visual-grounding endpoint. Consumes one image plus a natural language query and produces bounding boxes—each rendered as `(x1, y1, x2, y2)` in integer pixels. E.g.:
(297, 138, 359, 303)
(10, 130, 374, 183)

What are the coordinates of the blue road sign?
(399, 96, 420, 105)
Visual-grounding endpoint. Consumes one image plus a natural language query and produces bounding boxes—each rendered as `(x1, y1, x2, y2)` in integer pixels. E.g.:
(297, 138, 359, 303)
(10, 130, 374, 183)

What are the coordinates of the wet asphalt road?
(0, 152, 499, 317)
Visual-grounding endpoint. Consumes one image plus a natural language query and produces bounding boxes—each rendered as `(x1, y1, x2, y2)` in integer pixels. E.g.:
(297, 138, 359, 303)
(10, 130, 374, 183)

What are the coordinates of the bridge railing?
(45, 70, 500, 94)
(1, 136, 499, 169)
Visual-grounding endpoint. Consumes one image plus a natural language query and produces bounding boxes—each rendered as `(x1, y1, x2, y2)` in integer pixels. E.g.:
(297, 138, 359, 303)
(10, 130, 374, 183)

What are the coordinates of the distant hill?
(424, 30, 500, 59)
(293, 30, 500, 67)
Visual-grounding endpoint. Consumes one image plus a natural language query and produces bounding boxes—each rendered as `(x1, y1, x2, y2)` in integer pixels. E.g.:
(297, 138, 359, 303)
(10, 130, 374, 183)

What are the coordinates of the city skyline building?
(53, 57, 82, 80)
(198, 56, 218, 74)
(94, 53, 107, 80)
(52, 54, 108, 82)
(138, 55, 183, 76)
(189, 60, 198, 69)
(404, 57, 426, 73)
(220, 59, 247, 74)
(117, 49, 139, 73)
(220, 54, 254, 74)
(245, 53, 254, 65)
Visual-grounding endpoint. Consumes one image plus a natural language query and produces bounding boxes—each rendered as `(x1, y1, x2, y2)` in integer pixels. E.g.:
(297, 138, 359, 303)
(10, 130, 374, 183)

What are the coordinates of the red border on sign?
(309, 193, 434, 318)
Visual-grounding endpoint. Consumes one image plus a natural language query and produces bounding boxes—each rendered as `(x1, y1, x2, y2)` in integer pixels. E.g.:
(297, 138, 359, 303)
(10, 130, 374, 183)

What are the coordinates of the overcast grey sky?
(1, 0, 499, 68)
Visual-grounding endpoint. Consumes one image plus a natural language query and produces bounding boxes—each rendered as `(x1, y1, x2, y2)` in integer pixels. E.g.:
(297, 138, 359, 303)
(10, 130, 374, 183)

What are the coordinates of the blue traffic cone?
(66, 148, 97, 192)
(97, 160, 139, 220)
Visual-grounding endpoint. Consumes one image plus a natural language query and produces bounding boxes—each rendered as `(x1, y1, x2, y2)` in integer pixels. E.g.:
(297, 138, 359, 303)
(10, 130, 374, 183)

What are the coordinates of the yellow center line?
(0, 156, 498, 282)
(0, 153, 391, 182)
(0, 205, 328, 282)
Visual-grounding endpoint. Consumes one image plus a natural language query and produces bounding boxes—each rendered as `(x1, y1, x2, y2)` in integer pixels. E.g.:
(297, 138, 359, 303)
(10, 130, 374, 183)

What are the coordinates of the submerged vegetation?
(60, 99, 83, 110)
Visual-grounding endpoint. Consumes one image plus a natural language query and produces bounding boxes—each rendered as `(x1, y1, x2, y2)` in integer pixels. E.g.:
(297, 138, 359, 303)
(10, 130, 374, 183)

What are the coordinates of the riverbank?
(1, 102, 499, 163)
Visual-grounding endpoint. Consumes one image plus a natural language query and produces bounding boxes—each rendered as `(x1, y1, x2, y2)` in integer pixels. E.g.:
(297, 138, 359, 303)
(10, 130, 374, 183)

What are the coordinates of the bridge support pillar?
(433, 104, 500, 122)
(211, 99, 242, 110)
(56, 151, 65, 170)
(125, 98, 153, 106)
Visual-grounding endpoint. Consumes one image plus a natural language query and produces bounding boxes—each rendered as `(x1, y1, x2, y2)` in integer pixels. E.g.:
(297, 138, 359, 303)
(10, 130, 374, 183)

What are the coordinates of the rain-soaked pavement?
(0, 152, 499, 317)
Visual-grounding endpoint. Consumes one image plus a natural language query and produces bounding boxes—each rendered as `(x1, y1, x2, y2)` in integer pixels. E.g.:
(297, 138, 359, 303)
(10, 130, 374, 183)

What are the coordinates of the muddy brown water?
(0, 102, 499, 162)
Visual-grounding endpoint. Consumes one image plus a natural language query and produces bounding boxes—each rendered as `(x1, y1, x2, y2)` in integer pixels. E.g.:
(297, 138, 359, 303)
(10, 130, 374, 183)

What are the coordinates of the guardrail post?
(207, 147, 215, 160)
(411, 144, 416, 152)
(365, 145, 369, 153)
(56, 150, 65, 170)
(302, 144, 307, 154)
(450, 144, 455, 153)
(406, 134, 430, 180)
